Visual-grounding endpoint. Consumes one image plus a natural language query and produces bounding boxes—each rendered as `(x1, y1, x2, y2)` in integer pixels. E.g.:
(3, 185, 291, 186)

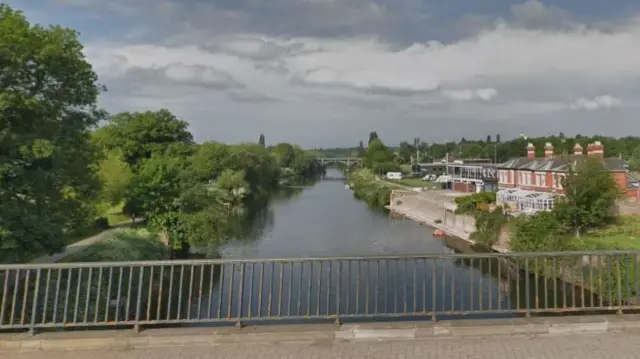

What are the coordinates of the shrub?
(92, 217, 110, 230)
(455, 192, 496, 214)
(470, 207, 506, 247)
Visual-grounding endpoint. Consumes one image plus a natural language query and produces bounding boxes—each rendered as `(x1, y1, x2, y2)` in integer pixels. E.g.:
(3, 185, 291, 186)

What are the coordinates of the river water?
(187, 169, 561, 323)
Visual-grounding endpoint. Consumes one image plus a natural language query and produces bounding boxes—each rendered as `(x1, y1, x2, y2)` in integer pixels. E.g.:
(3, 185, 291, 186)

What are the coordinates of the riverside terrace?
(1, 251, 639, 333)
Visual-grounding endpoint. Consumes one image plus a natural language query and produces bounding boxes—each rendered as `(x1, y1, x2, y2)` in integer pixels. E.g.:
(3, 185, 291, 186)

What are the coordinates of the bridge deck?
(6, 318, 640, 358)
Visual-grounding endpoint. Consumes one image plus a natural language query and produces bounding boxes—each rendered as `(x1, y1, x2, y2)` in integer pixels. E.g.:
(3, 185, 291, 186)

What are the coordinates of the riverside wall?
(388, 190, 510, 252)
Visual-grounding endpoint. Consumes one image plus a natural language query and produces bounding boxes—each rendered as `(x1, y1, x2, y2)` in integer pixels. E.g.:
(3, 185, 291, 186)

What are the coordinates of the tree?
(97, 150, 133, 206)
(628, 147, 640, 172)
(93, 109, 193, 167)
(272, 143, 296, 168)
(123, 154, 227, 253)
(496, 134, 501, 143)
(365, 138, 394, 170)
(486, 135, 492, 144)
(0, 5, 104, 261)
(368, 131, 379, 145)
(190, 141, 233, 182)
(214, 169, 250, 207)
(553, 158, 621, 237)
(398, 141, 413, 164)
(258, 134, 265, 147)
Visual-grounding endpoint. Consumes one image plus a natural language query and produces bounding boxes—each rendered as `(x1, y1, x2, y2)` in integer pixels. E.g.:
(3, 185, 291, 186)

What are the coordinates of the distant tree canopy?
(315, 133, 640, 165)
(368, 131, 379, 145)
(92, 110, 193, 167)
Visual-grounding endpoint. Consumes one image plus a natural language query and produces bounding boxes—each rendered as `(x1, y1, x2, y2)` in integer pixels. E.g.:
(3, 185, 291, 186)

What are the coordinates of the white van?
(386, 172, 403, 180)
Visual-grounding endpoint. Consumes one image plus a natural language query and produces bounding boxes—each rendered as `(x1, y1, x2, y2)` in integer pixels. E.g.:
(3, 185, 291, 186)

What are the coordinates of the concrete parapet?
(3, 315, 640, 352)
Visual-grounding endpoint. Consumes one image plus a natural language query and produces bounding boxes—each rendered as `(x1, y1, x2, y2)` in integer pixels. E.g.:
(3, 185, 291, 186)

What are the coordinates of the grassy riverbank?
(348, 169, 393, 210)
(61, 229, 169, 262)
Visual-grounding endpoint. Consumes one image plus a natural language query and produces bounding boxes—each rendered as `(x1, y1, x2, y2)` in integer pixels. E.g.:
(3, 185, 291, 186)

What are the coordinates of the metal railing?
(1, 250, 639, 332)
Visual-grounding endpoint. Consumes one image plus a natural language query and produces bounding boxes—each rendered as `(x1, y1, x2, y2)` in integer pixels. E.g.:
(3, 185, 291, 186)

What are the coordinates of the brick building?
(496, 141, 640, 213)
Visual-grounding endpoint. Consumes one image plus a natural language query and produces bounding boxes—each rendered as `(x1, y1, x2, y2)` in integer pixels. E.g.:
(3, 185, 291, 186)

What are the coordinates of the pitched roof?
(497, 155, 628, 172)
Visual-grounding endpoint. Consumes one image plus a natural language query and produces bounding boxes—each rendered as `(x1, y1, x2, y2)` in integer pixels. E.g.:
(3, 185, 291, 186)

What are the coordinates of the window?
(535, 172, 546, 187)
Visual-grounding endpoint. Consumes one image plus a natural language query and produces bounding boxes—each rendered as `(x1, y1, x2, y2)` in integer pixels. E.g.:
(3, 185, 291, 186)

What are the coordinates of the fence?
(1, 251, 639, 332)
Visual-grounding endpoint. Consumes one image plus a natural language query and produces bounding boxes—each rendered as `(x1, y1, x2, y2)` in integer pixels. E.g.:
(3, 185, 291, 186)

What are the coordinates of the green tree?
(628, 147, 640, 172)
(214, 169, 250, 206)
(97, 150, 133, 206)
(397, 141, 413, 164)
(273, 143, 296, 168)
(0, 5, 104, 261)
(94, 109, 193, 167)
(123, 154, 228, 252)
(365, 138, 394, 170)
(190, 141, 232, 182)
(553, 158, 621, 237)
(368, 131, 379, 145)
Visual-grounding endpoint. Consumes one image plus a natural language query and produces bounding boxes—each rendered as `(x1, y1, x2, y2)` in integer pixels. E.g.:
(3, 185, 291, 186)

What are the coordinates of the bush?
(372, 162, 401, 175)
(470, 207, 506, 247)
(455, 192, 496, 214)
(509, 211, 568, 252)
(92, 217, 110, 230)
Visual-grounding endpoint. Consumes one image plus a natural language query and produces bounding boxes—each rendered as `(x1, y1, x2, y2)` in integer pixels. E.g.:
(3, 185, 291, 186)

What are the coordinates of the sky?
(8, 0, 640, 147)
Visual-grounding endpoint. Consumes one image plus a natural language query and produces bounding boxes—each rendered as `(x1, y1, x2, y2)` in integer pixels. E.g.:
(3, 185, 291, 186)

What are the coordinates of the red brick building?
(497, 141, 640, 200)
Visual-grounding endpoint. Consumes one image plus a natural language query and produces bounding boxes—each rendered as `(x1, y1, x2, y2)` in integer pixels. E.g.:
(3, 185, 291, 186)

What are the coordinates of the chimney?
(544, 142, 554, 158)
(526, 143, 535, 159)
(573, 143, 583, 156)
(587, 141, 604, 159)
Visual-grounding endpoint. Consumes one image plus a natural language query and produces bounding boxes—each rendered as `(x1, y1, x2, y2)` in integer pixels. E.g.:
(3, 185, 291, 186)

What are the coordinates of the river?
(186, 169, 574, 323)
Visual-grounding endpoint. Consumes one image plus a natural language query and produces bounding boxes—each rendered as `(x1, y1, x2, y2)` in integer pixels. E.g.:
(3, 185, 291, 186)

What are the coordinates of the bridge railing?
(1, 251, 639, 332)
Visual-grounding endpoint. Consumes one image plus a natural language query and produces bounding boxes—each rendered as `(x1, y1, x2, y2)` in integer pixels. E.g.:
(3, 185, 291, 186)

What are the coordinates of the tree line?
(317, 131, 640, 169)
(0, 6, 322, 263)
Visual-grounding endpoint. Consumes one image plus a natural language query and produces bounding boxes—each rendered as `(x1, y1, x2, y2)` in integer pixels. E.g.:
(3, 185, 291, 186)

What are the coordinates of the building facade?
(496, 141, 640, 213)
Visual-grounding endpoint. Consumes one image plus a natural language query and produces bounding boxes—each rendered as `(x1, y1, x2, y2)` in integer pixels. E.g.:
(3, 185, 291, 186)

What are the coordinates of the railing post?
(28, 269, 41, 336)
(525, 258, 531, 318)
(134, 265, 144, 333)
(236, 263, 245, 329)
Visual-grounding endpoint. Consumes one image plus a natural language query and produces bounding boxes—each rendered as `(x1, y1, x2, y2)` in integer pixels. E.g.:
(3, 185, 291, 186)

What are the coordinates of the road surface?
(6, 332, 640, 359)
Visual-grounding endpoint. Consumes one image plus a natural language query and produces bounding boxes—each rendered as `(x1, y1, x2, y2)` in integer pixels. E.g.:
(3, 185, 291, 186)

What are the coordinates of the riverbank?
(388, 189, 511, 253)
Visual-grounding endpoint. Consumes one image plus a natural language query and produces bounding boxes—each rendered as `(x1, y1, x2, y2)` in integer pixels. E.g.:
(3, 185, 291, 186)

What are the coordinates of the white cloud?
(77, 1, 640, 146)
(443, 88, 498, 102)
(569, 95, 623, 111)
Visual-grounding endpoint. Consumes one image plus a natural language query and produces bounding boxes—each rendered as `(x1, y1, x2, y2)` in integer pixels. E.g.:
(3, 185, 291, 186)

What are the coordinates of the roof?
(497, 155, 628, 172)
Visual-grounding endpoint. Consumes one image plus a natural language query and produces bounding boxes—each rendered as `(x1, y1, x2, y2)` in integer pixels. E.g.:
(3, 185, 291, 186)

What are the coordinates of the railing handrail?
(2, 250, 639, 269)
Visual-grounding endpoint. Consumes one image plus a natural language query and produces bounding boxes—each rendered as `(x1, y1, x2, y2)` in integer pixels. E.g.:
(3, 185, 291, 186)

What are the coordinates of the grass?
(574, 216, 640, 250)
(103, 202, 131, 225)
(396, 178, 439, 189)
(60, 229, 168, 262)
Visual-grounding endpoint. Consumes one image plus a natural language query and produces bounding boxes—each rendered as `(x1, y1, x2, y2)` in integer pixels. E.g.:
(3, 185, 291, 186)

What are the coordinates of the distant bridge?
(318, 157, 363, 166)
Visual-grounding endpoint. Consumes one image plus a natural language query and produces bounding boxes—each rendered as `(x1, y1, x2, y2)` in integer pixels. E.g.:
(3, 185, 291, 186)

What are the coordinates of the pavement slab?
(4, 331, 640, 359)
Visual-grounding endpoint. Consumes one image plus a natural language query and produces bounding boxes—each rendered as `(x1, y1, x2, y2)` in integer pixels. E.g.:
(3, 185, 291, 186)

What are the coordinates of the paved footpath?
(6, 332, 640, 359)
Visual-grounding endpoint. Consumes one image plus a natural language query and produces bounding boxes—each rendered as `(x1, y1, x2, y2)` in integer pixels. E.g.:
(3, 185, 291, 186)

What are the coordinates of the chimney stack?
(544, 142, 554, 158)
(573, 143, 583, 156)
(526, 143, 535, 159)
(587, 141, 604, 159)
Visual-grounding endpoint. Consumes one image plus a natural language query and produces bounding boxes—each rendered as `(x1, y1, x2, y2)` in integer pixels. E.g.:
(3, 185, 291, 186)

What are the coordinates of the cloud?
(21, 0, 640, 146)
(569, 95, 623, 111)
(443, 88, 498, 102)
(509, 0, 575, 29)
